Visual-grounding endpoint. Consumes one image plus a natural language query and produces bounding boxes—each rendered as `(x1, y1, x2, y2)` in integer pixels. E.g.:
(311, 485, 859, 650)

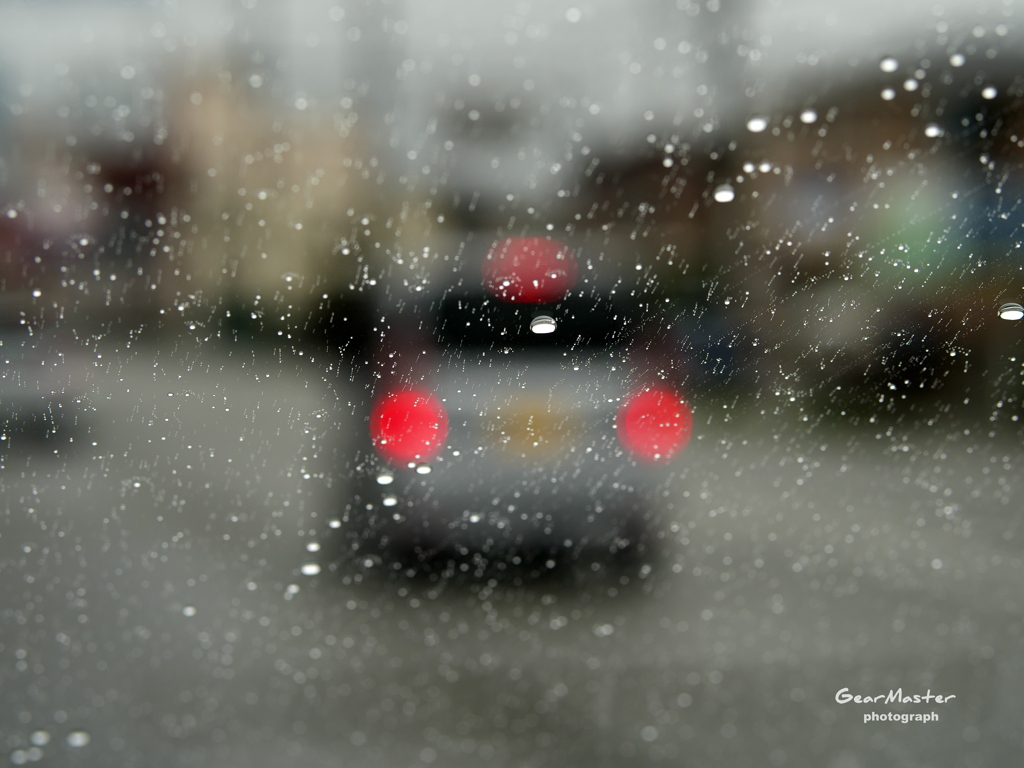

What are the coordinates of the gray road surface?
(2, 336, 1022, 767)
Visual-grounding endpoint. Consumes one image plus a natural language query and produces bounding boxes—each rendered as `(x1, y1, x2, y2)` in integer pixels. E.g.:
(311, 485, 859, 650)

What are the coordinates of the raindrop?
(66, 732, 90, 748)
(880, 56, 899, 72)
(530, 315, 557, 334)
(982, 85, 998, 100)
(376, 471, 394, 485)
(998, 302, 1024, 321)
(182, 605, 197, 617)
(713, 184, 735, 203)
(301, 563, 321, 576)
(799, 109, 817, 124)
(382, 494, 398, 507)
(950, 53, 965, 67)
(415, 463, 432, 475)
(881, 88, 896, 101)
(28, 732, 50, 747)
(305, 541, 321, 553)
(924, 124, 944, 138)
(746, 116, 768, 133)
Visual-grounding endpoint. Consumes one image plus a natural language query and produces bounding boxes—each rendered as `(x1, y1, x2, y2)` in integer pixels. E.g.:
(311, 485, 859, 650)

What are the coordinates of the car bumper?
(342, 452, 668, 561)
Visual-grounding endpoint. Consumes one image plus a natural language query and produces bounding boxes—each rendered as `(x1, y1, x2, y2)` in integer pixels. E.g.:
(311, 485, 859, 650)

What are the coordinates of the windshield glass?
(2, 1, 1023, 766)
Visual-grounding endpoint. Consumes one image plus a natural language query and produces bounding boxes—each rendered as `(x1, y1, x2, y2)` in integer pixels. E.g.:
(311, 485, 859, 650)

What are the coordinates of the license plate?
(488, 400, 576, 454)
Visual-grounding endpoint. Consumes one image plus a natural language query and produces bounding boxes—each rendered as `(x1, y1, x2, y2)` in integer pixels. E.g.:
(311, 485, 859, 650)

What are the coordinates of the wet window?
(2, 1, 1024, 766)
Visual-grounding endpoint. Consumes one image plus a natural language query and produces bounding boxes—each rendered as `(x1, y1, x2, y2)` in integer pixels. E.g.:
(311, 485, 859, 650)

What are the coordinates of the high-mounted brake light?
(482, 237, 578, 303)
(370, 388, 448, 464)
(615, 385, 693, 463)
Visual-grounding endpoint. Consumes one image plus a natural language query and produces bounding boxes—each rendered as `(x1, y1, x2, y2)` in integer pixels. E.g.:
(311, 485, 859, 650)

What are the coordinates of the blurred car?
(335, 237, 693, 573)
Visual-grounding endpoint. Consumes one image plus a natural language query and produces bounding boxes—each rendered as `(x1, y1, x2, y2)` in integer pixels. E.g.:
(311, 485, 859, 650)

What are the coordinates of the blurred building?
(0, 0, 1020, 381)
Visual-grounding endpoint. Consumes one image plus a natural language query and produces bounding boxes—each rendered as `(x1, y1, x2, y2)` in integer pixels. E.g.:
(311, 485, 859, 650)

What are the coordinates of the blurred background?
(2, 1, 1024, 766)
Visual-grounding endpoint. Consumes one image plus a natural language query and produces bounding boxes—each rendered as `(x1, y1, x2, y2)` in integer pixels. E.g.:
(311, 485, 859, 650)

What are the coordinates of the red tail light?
(370, 388, 448, 464)
(616, 385, 693, 463)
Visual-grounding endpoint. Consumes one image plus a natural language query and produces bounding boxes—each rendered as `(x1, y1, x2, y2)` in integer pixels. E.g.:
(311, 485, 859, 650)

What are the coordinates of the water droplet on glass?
(713, 184, 735, 203)
(924, 124, 944, 138)
(31, 289, 42, 298)
(880, 56, 899, 72)
(998, 302, 1024, 321)
(746, 116, 768, 133)
(982, 85, 998, 100)
(950, 53, 965, 67)
(799, 109, 817, 124)
(305, 541, 320, 552)
(415, 463, 432, 475)
(66, 732, 90, 748)
(301, 562, 321, 576)
(29, 731, 50, 747)
(383, 494, 398, 507)
(881, 88, 896, 101)
(182, 605, 197, 617)
(376, 471, 394, 485)
(530, 315, 557, 334)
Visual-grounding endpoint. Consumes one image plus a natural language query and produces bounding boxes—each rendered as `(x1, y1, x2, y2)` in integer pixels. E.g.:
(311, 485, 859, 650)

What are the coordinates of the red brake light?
(482, 237, 578, 303)
(616, 386, 693, 463)
(370, 389, 448, 464)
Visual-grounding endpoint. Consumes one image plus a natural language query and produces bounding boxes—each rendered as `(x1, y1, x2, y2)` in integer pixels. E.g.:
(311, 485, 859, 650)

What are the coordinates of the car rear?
(342, 289, 692, 568)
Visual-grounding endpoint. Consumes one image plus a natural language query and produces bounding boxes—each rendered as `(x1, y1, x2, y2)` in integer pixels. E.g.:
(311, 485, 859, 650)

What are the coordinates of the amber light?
(615, 385, 693, 463)
(370, 389, 448, 464)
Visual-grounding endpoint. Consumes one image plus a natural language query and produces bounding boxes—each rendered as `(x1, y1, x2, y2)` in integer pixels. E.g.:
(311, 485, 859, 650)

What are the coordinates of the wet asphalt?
(2, 337, 1022, 767)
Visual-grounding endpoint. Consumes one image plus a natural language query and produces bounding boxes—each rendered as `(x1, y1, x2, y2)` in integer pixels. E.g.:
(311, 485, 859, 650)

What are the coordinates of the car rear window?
(430, 292, 644, 350)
